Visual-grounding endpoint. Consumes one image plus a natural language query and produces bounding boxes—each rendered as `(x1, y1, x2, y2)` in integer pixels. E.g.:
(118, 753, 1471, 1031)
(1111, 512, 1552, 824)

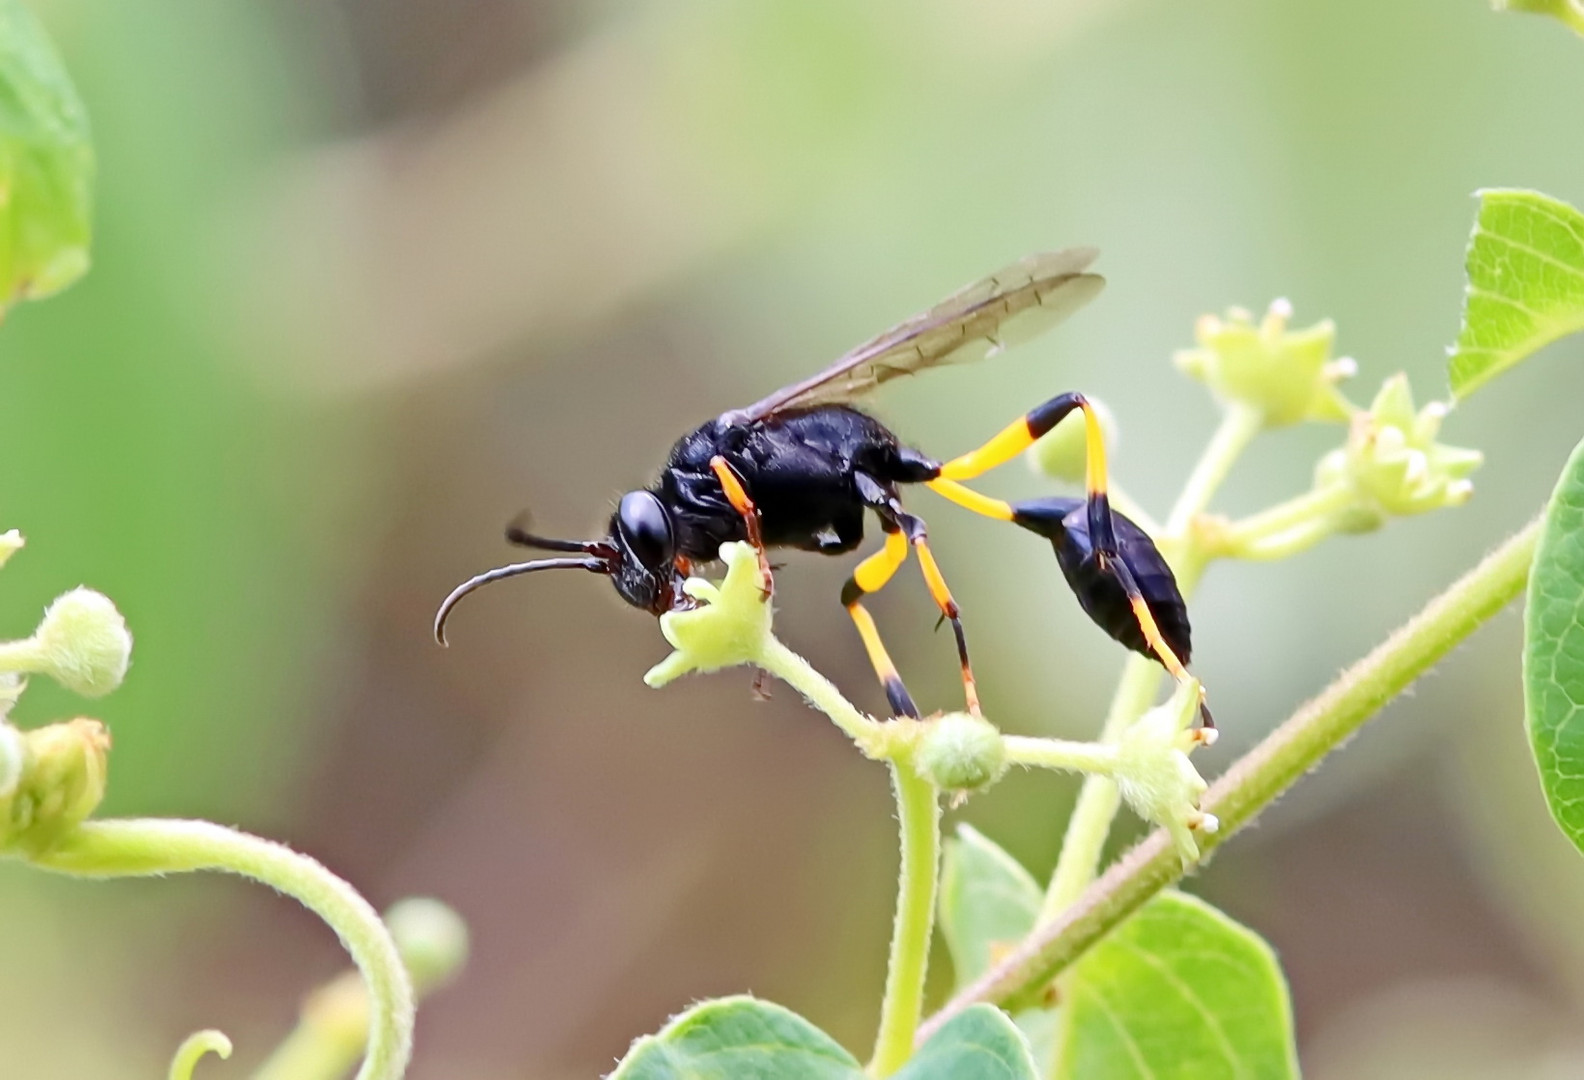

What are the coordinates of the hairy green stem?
(33, 819, 414, 1080)
(1003, 735, 1117, 775)
(920, 517, 1539, 1043)
(869, 760, 941, 1076)
(1213, 482, 1359, 560)
(1164, 403, 1263, 535)
(1041, 404, 1258, 920)
(759, 637, 886, 752)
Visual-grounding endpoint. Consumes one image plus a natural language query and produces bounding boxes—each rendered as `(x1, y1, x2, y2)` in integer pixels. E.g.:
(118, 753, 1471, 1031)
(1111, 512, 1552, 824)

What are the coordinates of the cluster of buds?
(0, 531, 131, 855)
(1315, 374, 1483, 527)
(1174, 299, 1357, 427)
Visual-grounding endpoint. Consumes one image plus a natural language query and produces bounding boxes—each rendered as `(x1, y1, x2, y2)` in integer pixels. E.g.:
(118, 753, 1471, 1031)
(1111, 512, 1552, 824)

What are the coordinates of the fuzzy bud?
(0, 530, 24, 569)
(387, 897, 471, 993)
(0, 722, 24, 799)
(1112, 681, 1216, 864)
(0, 587, 133, 697)
(914, 711, 1007, 793)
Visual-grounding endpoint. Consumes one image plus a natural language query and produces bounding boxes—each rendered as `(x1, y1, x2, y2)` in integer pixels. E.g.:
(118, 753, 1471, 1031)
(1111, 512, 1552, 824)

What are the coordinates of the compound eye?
(617, 491, 675, 568)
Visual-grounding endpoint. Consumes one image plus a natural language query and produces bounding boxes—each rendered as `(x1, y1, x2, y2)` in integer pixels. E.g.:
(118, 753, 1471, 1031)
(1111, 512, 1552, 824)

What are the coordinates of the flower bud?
(914, 711, 1006, 793)
(1174, 300, 1356, 427)
(1112, 681, 1215, 863)
(645, 542, 774, 687)
(387, 897, 470, 993)
(0, 672, 24, 723)
(0, 587, 133, 697)
(1314, 374, 1482, 523)
(1027, 397, 1117, 484)
(0, 530, 24, 569)
(5, 718, 110, 852)
(0, 722, 24, 799)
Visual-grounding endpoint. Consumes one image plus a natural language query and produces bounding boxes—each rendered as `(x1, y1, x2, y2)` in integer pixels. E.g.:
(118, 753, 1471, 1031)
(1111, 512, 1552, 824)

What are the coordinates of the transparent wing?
(721, 249, 1104, 425)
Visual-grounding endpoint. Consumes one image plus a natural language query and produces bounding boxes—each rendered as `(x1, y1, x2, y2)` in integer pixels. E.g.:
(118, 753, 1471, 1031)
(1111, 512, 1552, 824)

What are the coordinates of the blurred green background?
(4, 0, 1584, 1076)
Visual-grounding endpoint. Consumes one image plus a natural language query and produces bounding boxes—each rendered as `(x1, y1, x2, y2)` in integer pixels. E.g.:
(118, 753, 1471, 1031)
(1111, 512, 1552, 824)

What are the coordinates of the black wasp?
(435, 249, 1205, 724)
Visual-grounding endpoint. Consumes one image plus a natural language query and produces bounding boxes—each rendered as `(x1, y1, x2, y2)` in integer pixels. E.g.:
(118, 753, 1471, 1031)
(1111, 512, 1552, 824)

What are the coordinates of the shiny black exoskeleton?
(570, 404, 1189, 665)
(637, 405, 936, 581)
(1010, 496, 1191, 665)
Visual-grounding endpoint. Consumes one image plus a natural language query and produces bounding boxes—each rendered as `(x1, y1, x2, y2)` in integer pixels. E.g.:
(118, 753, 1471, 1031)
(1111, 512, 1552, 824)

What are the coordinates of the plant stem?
(918, 516, 1539, 1044)
(1164, 403, 1264, 536)
(869, 759, 941, 1077)
(1002, 735, 1117, 775)
(1041, 404, 1259, 920)
(1213, 482, 1359, 560)
(32, 818, 414, 1080)
(759, 637, 886, 752)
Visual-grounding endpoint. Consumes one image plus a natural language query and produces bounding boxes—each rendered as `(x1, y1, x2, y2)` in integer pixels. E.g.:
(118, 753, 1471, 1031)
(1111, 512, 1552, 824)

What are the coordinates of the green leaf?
(1525, 436, 1584, 856)
(894, 1004, 1039, 1080)
(940, 824, 1043, 988)
(1053, 891, 1298, 1080)
(938, 826, 1060, 1067)
(1493, 0, 1584, 37)
(610, 996, 863, 1080)
(1447, 190, 1584, 400)
(0, 0, 94, 310)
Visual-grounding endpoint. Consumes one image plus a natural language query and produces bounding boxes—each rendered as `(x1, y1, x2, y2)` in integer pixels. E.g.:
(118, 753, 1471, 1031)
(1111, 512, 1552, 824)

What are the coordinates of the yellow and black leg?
(924, 392, 1207, 718)
(906, 515, 984, 717)
(862, 477, 984, 716)
(710, 456, 773, 599)
(840, 522, 920, 719)
(931, 390, 1113, 552)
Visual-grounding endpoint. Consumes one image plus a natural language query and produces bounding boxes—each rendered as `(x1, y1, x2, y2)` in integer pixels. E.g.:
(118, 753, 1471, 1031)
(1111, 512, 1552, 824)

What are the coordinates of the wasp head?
(606, 490, 689, 615)
(433, 492, 690, 645)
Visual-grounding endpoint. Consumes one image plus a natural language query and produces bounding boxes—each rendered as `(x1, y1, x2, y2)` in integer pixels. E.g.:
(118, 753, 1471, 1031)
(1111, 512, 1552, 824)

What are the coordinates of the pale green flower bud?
(913, 711, 1006, 793)
(1112, 681, 1218, 864)
(0, 672, 24, 723)
(386, 897, 470, 994)
(0, 721, 24, 799)
(1026, 397, 1118, 484)
(0, 530, 24, 569)
(4, 718, 110, 853)
(0, 587, 132, 697)
(645, 542, 774, 687)
(1314, 374, 1482, 524)
(1174, 300, 1357, 427)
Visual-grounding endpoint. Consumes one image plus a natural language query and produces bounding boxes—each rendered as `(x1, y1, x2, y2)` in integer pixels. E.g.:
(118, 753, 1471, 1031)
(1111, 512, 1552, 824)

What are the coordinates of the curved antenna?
(434, 557, 606, 646)
(505, 512, 607, 554)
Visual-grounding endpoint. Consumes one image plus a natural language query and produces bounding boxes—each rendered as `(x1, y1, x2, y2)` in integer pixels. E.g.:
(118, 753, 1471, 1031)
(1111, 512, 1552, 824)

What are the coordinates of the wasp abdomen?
(1010, 497, 1192, 667)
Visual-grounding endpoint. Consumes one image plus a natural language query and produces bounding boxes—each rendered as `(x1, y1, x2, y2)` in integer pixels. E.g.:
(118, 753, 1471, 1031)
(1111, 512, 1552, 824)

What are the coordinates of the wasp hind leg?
(924, 393, 1212, 726)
